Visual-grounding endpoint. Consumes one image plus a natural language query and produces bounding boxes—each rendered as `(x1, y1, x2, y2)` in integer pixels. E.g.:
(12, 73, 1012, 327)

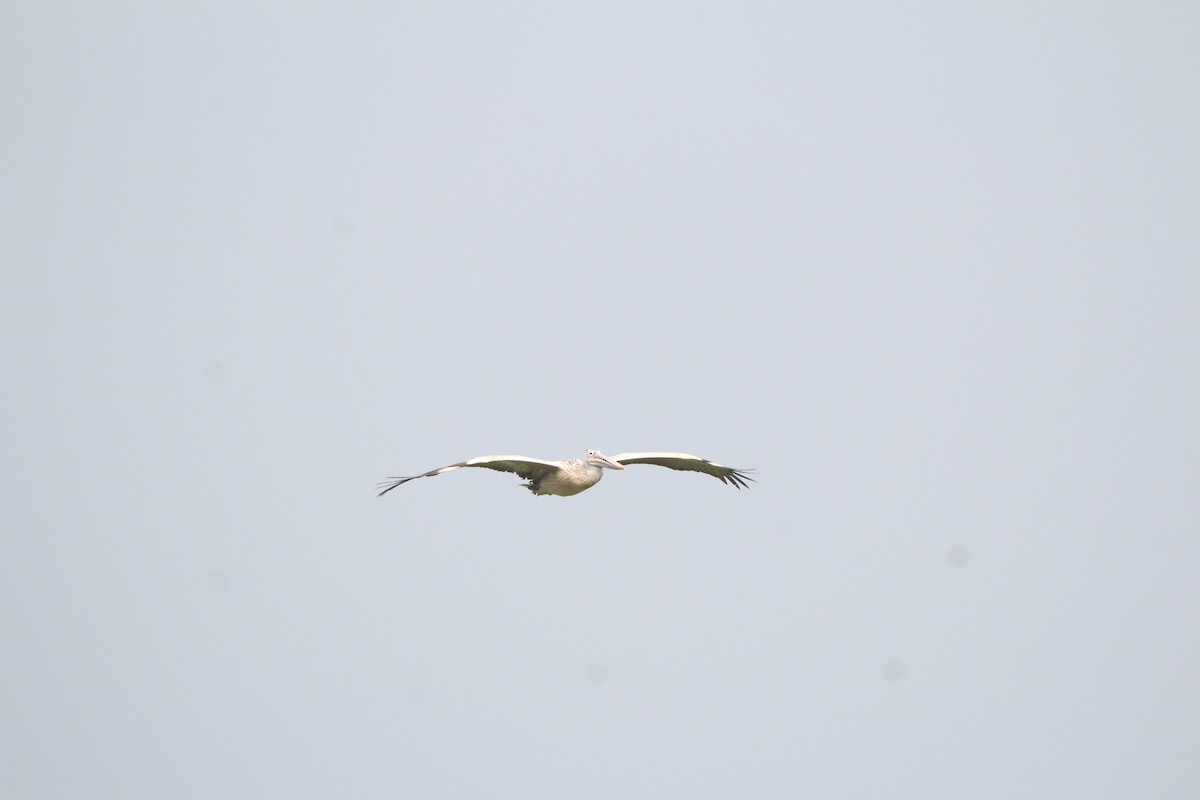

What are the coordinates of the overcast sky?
(3, 2, 1198, 798)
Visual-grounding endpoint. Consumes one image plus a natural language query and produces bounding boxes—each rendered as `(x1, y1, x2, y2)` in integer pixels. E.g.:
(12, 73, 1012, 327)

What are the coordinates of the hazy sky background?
(3, 2, 1198, 798)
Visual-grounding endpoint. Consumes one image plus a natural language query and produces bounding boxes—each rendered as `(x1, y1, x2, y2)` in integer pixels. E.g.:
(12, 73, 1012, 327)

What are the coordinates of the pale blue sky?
(2, 2, 1198, 798)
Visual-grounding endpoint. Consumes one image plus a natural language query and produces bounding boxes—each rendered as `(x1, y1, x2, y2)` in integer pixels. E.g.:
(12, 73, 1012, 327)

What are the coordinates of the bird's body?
(377, 450, 753, 497)
(531, 458, 607, 496)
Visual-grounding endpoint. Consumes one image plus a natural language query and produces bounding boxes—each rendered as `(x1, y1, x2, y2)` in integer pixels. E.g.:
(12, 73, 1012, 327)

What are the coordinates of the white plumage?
(377, 449, 753, 497)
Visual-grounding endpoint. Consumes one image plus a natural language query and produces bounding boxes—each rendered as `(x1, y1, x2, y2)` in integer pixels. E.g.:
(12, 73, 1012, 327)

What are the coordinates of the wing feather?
(608, 452, 755, 490)
(377, 455, 563, 496)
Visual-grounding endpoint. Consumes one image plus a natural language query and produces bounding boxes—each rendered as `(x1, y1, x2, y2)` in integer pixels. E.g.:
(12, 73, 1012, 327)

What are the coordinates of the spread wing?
(608, 452, 755, 489)
(377, 455, 563, 496)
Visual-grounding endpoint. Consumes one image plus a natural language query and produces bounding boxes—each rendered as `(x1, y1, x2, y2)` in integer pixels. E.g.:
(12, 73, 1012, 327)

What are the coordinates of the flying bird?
(377, 450, 754, 497)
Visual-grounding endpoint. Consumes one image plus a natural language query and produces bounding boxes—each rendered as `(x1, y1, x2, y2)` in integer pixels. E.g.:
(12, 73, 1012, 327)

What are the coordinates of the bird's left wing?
(608, 452, 755, 489)
(377, 455, 563, 496)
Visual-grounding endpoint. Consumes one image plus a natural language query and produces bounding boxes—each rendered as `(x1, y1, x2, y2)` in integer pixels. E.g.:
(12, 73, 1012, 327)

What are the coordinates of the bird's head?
(585, 449, 625, 470)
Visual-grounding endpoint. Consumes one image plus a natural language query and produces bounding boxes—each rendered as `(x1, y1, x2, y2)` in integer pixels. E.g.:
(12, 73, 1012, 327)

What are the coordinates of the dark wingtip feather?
(724, 468, 756, 490)
(376, 476, 414, 497)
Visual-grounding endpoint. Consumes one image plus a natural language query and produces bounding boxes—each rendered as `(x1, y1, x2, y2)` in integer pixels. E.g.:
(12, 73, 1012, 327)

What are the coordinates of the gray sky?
(3, 2, 1198, 798)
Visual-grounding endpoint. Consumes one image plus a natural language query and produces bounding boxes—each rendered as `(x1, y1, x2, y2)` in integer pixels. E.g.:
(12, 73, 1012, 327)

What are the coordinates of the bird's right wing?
(608, 452, 755, 489)
(377, 455, 563, 496)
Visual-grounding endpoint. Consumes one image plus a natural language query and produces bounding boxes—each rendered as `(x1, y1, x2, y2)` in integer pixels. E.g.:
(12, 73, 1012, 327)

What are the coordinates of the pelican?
(377, 450, 754, 497)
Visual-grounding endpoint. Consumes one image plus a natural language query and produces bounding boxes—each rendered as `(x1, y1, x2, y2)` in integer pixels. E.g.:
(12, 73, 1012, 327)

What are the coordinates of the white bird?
(377, 450, 754, 497)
